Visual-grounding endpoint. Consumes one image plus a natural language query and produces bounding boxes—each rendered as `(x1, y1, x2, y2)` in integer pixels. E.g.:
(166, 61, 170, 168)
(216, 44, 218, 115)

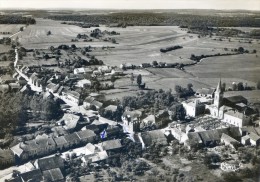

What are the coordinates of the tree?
(152, 61, 158, 66)
(232, 83, 237, 91)
(2, 55, 7, 61)
(238, 47, 244, 53)
(223, 172, 242, 182)
(237, 82, 244, 91)
(137, 74, 142, 86)
(130, 73, 134, 85)
(187, 83, 193, 91)
(257, 81, 260, 90)
(47, 30, 51, 35)
(175, 85, 182, 94)
(111, 75, 116, 83)
(204, 153, 221, 168)
(71, 44, 77, 49)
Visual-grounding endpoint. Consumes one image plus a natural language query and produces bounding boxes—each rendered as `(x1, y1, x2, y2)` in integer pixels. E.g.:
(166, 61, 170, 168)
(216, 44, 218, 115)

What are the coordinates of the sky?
(0, 0, 259, 10)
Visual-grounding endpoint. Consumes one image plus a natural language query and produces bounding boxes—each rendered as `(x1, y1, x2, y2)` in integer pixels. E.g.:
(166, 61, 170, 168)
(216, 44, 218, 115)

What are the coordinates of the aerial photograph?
(0, 0, 259, 181)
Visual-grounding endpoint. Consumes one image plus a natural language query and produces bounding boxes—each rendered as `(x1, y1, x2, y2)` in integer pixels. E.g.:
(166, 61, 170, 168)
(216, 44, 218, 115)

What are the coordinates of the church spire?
(216, 78, 222, 93)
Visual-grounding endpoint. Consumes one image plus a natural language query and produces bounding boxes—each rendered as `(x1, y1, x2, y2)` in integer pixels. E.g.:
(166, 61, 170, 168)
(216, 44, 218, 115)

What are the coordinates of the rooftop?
(225, 110, 244, 119)
(76, 129, 96, 139)
(101, 139, 122, 151)
(37, 156, 64, 171)
(42, 168, 64, 182)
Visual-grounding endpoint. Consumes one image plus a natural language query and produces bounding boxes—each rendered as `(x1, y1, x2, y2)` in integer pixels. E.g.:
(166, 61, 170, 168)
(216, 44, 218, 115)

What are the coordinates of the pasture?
(0, 24, 24, 38)
(13, 18, 260, 97)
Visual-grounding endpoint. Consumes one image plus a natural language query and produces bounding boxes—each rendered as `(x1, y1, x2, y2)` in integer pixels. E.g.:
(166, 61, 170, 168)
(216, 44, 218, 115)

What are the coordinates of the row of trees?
(0, 15, 36, 24)
(48, 12, 260, 27)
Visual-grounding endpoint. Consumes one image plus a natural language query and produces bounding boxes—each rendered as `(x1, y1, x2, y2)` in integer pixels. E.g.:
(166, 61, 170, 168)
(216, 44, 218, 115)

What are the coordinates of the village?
(0, 8, 259, 182)
(0, 40, 259, 182)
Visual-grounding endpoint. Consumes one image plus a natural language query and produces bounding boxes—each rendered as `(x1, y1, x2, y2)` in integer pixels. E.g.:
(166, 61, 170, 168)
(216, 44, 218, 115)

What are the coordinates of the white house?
(77, 79, 91, 88)
(74, 68, 92, 75)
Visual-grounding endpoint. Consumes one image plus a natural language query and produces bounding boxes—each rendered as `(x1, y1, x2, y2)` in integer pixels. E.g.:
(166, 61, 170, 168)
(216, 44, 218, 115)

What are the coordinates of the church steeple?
(216, 78, 222, 93)
(214, 78, 223, 108)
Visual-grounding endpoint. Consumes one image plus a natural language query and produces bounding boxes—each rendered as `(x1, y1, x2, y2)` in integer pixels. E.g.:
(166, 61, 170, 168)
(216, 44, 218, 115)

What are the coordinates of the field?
(10, 18, 260, 101)
(0, 24, 24, 39)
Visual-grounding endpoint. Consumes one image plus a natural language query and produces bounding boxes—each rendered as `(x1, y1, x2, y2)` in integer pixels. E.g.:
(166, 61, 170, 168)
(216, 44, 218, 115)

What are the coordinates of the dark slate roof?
(225, 95, 247, 104)
(37, 156, 64, 171)
(42, 168, 64, 182)
(76, 129, 96, 140)
(141, 130, 168, 146)
(187, 132, 203, 145)
(6, 177, 23, 182)
(20, 137, 56, 152)
(20, 169, 43, 182)
(64, 133, 80, 143)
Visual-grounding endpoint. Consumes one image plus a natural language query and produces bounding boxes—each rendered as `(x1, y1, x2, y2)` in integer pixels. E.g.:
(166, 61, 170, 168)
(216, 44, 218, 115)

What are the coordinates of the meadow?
(3, 18, 259, 100)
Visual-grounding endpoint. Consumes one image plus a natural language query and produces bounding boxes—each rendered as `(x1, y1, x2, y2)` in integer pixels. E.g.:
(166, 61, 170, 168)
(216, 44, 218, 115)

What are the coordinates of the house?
(73, 68, 92, 75)
(223, 95, 248, 108)
(104, 105, 118, 113)
(106, 125, 122, 137)
(29, 72, 42, 89)
(46, 83, 60, 93)
(51, 126, 68, 137)
(185, 132, 203, 149)
(82, 151, 108, 164)
(59, 113, 80, 131)
(20, 169, 43, 182)
(120, 63, 133, 69)
(0, 84, 10, 93)
(221, 133, 240, 149)
(42, 168, 64, 182)
(76, 129, 96, 143)
(111, 68, 124, 75)
(54, 136, 69, 151)
(241, 135, 250, 145)
(85, 120, 107, 133)
(170, 128, 188, 144)
(64, 133, 81, 147)
(182, 99, 205, 117)
(9, 83, 20, 92)
(185, 128, 241, 148)
(63, 90, 81, 104)
(11, 136, 56, 160)
(140, 63, 151, 68)
(57, 86, 64, 96)
(142, 115, 156, 127)
(122, 110, 142, 133)
(98, 66, 112, 73)
(141, 130, 168, 147)
(100, 139, 122, 152)
(0, 74, 16, 84)
(76, 79, 91, 88)
(0, 149, 15, 169)
(195, 88, 215, 98)
(248, 132, 260, 146)
(222, 110, 250, 128)
(90, 151, 108, 163)
(34, 156, 64, 171)
(83, 96, 103, 110)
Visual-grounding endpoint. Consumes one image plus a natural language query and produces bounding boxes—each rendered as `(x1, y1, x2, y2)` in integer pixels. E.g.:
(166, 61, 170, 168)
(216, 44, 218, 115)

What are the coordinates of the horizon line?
(0, 8, 259, 11)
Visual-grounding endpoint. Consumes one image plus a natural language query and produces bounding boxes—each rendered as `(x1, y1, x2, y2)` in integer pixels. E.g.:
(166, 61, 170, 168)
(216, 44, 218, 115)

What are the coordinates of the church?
(206, 79, 251, 128)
